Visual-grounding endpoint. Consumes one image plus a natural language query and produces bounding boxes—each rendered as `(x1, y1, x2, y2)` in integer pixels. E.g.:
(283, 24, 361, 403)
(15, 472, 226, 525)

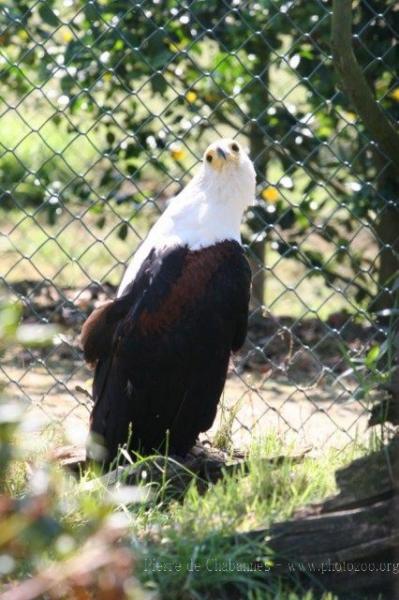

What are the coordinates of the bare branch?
(331, 0, 399, 173)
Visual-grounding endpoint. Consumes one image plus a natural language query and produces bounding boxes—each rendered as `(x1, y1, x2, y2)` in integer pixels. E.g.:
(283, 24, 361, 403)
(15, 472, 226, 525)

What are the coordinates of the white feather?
(118, 139, 256, 297)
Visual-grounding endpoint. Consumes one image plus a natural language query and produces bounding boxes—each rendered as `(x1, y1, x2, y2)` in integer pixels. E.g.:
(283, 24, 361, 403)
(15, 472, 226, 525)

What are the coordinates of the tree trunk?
(331, 0, 399, 312)
(249, 123, 268, 308)
(247, 60, 270, 309)
(369, 155, 399, 313)
(373, 204, 399, 313)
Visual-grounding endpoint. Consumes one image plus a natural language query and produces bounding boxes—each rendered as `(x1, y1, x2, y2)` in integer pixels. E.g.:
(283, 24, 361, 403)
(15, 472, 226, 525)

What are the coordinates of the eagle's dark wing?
(81, 240, 251, 463)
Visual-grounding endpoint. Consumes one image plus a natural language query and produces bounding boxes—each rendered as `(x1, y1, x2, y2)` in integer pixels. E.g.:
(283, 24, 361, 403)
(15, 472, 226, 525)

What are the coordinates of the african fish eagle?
(81, 138, 256, 463)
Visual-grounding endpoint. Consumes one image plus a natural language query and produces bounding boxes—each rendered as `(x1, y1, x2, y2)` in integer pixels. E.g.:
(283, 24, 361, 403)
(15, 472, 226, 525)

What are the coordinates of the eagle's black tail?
(88, 357, 130, 465)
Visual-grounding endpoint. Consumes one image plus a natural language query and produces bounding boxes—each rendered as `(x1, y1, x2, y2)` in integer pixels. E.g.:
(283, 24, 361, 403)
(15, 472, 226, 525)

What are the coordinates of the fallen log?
(54, 442, 311, 496)
(230, 434, 399, 598)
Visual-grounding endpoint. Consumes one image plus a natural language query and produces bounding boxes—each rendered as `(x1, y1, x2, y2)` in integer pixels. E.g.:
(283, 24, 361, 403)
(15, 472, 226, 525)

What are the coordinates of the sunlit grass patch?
(0, 399, 373, 600)
(117, 434, 366, 599)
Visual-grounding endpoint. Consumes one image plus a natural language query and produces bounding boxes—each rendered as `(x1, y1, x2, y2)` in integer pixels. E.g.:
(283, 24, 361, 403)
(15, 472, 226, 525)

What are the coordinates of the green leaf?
(151, 73, 167, 95)
(365, 345, 380, 369)
(38, 3, 59, 27)
(96, 216, 106, 229)
(89, 203, 104, 215)
(118, 222, 128, 240)
(0, 303, 22, 342)
(106, 132, 115, 145)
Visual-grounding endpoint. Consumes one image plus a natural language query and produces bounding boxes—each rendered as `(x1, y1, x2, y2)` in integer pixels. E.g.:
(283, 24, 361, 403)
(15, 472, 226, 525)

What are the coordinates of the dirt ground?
(1, 280, 378, 454)
(2, 351, 370, 453)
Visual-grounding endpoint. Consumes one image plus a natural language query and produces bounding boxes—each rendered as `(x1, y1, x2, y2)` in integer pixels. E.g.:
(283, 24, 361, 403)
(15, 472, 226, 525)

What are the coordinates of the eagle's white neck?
(118, 157, 255, 297)
(164, 165, 252, 245)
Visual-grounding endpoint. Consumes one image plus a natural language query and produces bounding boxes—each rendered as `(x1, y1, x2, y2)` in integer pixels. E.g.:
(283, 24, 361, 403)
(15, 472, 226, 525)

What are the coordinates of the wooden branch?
(59, 443, 311, 497)
(331, 0, 399, 172)
(229, 435, 399, 596)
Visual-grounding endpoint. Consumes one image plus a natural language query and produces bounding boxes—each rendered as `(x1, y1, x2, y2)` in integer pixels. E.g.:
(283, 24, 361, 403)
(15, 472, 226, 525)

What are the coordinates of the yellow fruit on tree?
(261, 187, 279, 203)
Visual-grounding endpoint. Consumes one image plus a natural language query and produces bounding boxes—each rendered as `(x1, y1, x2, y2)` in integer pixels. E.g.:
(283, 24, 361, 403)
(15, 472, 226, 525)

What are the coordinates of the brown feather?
(138, 243, 233, 335)
(80, 300, 117, 364)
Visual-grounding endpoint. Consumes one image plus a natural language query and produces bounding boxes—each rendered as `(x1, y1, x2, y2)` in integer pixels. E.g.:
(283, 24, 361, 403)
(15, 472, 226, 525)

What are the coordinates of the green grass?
(2, 411, 375, 599)
(1, 206, 149, 287)
(72, 434, 366, 599)
(1, 108, 100, 177)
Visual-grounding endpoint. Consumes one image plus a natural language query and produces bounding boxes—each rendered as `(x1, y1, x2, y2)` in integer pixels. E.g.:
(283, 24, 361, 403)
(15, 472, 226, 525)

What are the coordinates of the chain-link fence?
(1, 0, 398, 451)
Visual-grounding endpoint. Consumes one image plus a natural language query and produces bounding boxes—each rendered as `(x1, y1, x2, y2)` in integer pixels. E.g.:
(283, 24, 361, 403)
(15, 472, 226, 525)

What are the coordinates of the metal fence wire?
(0, 0, 398, 450)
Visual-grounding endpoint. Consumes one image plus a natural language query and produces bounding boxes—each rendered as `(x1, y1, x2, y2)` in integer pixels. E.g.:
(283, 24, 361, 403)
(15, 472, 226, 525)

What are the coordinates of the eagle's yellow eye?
(206, 153, 213, 163)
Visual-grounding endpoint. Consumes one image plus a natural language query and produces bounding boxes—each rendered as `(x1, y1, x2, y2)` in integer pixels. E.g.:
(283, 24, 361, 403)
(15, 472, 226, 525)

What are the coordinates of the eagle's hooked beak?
(217, 147, 227, 160)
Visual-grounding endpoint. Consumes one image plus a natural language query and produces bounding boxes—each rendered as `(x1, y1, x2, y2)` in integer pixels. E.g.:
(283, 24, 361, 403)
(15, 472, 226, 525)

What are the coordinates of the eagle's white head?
(118, 138, 256, 296)
(199, 138, 256, 211)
